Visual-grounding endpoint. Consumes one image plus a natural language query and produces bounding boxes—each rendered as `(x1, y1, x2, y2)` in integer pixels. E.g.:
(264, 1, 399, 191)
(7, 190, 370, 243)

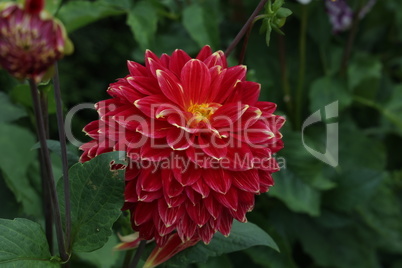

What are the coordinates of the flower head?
(80, 46, 284, 260)
(0, 0, 72, 82)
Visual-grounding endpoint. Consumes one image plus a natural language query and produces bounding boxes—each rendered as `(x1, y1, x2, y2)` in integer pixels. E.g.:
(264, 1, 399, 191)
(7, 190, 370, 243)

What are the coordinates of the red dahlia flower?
(0, 0, 72, 82)
(80, 46, 284, 264)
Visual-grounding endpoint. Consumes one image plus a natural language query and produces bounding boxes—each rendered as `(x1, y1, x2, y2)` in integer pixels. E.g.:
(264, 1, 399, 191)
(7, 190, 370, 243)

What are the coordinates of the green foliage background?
(1, 0, 402, 267)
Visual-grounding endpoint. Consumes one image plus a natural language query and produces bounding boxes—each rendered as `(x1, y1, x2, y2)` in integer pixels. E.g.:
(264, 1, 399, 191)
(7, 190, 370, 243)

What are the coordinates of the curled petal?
(144, 233, 199, 268)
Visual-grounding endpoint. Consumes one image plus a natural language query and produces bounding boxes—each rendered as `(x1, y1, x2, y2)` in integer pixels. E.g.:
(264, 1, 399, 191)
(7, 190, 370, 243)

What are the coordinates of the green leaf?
(0, 218, 59, 267)
(31, 139, 79, 167)
(58, 1, 126, 33)
(309, 76, 352, 113)
(126, 1, 158, 51)
(384, 84, 402, 134)
(0, 92, 27, 123)
(338, 121, 386, 170)
(182, 3, 219, 49)
(0, 124, 41, 216)
(269, 170, 321, 216)
(357, 174, 402, 253)
(324, 169, 386, 212)
(76, 234, 124, 268)
(295, 217, 380, 268)
(279, 130, 336, 191)
(166, 221, 278, 267)
(45, 0, 61, 15)
(348, 53, 382, 95)
(58, 152, 126, 252)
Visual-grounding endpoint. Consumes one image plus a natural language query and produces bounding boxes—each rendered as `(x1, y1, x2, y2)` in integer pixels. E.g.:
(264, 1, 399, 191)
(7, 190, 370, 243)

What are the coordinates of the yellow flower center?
(187, 103, 221, 124)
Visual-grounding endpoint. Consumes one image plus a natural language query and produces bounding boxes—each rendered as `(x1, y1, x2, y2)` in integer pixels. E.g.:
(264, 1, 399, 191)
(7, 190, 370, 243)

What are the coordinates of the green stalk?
(28, 79, 69, 263)
(295, 5, 308, 130)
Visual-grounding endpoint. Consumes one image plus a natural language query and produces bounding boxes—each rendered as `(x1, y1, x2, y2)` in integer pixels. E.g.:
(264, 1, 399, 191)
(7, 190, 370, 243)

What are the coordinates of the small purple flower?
(325, 0, 353, 33)
(325, 0, 377, 33)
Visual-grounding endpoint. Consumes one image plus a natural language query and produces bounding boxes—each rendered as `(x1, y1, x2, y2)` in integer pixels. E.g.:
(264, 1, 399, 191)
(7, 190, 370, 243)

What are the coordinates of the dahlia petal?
(140, 140, 172, 161)
(181, 59, 211, 105)
(177, 214, 197, 241)
(138, 168, 162, 192)
(137, 190, 163, 202)
(203, 195, 222, 220)
(126, 76, 160, 95)
(167, 113, 197, 133)
(96, 99, 122, 117)
(235, 81, 261, 105)
(255, 101, 277, 115)
(83, 120, 100, 139)
(207, 66, 225, 102)
(156, 69, 186, 107)
(191, 179, 210, 198)
(145, 50, 166, 76)
(134, 95, 168, 117)
(214, 65, 247, 103)
(202, 169, 231, 194)
(133, 202, 155, 225)
(198, 223, 215, 244)
(79, 140, 98, 162)
(233, 106, 262, 130)
(180, 166, 202, 186)
(158, 200, 184, 227)
(232, 121, 275, 144)
(186, 145, 214, 168)
(196, 45, 213, 61)
(186, 202, 210, 227)
(211, 103, 249, 128)
(170, 49, 192, 76)
(198, 134, 227, 160)
(155, 217, 176, 237)
(166, 127, 192, 150)
(125, 180, 139, 202)
(125, 165, 140, 181)
(108, 83, 143, 104)
(229, 203, 248, 223)
(214, 187, 238, 211)
(203, 50, 227, 69)
(259, 170, 275, 193)
(239, 191, 255, 212)
(154, 234, 169, 247)
(114, 234, 142, 251)
(165, 194, 186, 208)
(112, 107, 142, 131)
(144, 233, 199, 268)
(160, 53, 171, 67)
(268, 139, 284, 154)
(136, 119, 171, 138)
(127, 60, 148, 76)
(136, 221, 156, 240)
(216, 212, 233, 237)
(163, 171, 184, 198)
(185, 187, 202, 205)
(231, 169, 260, 193)
(226, 143, 254, 171)
(95, 140, 115, 157)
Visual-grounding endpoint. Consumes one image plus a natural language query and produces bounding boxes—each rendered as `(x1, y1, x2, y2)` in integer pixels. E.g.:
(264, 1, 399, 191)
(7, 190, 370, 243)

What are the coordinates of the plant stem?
(129, 240, 147, 268)
(28, 79, 69, 262)
(225, 0, 268, 57)
(39, 152, 54, 253)
(295, 4, 308, 130)
(38, 90, 54, 254)
(53, 62, 72, 252)
(340, 10, 361, 76)
(237, 14, 265, 64)
(277, 34, 292, 118)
